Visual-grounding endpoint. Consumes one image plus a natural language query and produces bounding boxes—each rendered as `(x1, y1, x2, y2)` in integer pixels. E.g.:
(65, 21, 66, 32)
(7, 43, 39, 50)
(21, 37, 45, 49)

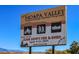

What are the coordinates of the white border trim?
(0, 0, 79, 5)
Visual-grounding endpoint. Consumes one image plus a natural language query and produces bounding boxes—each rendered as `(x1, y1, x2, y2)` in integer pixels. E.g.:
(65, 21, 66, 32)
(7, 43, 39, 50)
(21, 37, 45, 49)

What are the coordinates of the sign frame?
(21, 6, 67, 47)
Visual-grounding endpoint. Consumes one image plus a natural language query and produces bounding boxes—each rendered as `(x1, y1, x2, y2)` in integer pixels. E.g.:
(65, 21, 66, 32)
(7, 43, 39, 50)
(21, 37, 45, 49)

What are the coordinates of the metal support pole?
(29, 47, 32, 54)
(52, 46, 55, 54)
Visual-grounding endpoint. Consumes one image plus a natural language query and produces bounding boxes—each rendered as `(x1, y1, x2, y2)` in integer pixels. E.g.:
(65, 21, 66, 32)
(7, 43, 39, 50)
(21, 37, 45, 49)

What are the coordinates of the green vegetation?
(46, 41, 79, 54)
(69, 41, 79, 54)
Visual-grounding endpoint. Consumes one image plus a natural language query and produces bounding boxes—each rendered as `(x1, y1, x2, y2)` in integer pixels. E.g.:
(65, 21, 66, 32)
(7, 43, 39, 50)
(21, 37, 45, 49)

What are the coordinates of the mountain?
(0, 48, 8, 52)
(0, 48, 25, 52)
(8, 50, 25, 52)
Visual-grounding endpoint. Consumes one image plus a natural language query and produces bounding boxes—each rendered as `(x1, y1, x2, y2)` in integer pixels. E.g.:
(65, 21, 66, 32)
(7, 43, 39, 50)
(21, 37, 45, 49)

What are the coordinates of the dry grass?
(0, 52, 45, 54)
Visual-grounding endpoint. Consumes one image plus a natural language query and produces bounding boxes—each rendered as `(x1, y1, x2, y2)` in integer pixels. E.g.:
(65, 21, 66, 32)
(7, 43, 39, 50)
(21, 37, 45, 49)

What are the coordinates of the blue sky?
(0, 5, 79, 52)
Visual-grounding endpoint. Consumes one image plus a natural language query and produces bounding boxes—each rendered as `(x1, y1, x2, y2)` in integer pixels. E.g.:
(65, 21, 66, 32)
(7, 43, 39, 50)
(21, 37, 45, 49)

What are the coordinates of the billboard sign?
(21, 6, 66, 47)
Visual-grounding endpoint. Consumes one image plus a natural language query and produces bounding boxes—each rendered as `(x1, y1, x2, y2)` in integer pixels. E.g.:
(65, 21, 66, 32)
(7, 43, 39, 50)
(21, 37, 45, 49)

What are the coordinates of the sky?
(0, 5, 79, 52)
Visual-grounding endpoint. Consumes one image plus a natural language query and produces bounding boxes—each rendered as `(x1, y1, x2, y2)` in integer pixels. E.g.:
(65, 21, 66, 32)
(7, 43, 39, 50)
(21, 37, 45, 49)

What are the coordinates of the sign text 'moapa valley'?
(23, 9, 65, 21)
